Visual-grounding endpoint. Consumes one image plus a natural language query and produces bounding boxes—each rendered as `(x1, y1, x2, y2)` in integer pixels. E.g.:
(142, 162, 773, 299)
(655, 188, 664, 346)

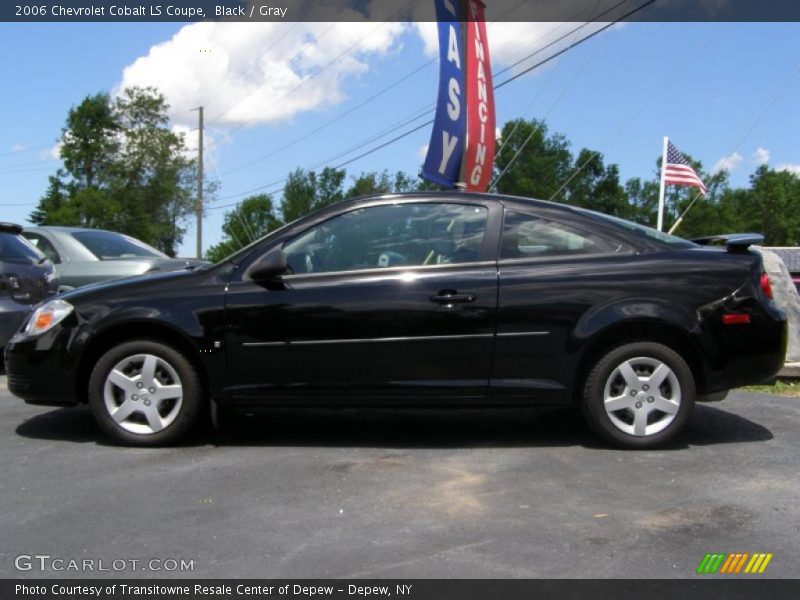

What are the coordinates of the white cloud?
(712, 152, 743, 174)
(171, 124, 231, 176)
(41, 141, 63, 160)
(11, 143, 27, 152)
(753, 147, 770, 165)
(417, 143, 428, 160)
(119, 21, 407, 129)
(776, 163, 800, 176)
(414, 20, 612, 75)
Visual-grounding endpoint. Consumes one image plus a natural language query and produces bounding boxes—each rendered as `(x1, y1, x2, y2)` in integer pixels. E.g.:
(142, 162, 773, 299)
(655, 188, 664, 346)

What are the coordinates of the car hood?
(146, 257, 210, 271)
(59, 265, 207, 305)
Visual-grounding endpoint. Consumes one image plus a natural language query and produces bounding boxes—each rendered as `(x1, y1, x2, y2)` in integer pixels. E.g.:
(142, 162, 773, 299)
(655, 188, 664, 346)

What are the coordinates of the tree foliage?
(30, 87, 196, 256)
(35, 100, 800, 259)
(205, 194, 282, 263)
(205, 169, 434, 262)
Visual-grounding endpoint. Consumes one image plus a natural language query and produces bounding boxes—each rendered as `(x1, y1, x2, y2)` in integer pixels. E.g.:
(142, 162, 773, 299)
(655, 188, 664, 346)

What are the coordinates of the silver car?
(22, 227, 208, 290)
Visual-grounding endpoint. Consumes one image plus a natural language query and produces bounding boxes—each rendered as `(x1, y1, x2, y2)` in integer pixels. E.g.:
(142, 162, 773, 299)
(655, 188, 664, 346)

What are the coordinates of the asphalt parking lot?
(0, 374, 798, 579)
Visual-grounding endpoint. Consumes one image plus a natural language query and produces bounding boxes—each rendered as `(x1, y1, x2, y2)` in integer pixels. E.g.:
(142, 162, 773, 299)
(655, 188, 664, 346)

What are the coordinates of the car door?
(491, 208, 636, 403)
(224, 198, 501, 403)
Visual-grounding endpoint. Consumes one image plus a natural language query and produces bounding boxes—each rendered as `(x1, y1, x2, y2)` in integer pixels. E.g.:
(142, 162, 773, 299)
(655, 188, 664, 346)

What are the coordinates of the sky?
(0, 19, 798, 257)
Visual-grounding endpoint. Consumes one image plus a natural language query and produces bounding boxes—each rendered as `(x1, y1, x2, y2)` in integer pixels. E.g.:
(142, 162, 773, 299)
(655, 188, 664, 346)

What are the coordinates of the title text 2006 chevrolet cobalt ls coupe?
(5, 193, 786, 448)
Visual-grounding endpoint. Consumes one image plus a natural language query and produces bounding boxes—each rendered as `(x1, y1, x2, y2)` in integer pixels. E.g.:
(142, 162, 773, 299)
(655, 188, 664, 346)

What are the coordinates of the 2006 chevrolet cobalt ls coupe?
(5, 193, 787, 448)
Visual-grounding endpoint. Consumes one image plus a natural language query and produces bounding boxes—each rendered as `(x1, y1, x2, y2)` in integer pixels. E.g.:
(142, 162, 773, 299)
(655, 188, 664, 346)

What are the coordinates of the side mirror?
(246, 247, 288, 281)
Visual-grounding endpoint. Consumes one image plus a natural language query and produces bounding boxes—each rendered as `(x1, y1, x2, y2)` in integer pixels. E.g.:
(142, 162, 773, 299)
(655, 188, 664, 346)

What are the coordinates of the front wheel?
(582, 342, 695, 449)
(88, 340, 202, 446)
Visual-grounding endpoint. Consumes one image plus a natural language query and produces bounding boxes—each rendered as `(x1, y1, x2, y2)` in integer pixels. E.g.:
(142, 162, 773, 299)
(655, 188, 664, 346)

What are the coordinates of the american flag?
(664, 141, 707, 195)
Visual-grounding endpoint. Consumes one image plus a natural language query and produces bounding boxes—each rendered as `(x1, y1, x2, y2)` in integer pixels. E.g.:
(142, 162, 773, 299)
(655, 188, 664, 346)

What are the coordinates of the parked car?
(1, 223, 58, 361)
(5, 193, 787, 448)
(22, 226, 208, 290)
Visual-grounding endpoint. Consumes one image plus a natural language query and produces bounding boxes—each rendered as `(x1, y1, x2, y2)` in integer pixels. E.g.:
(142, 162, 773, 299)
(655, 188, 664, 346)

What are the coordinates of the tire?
(88, 340, 203, 446)
(582, 342, 695, 449)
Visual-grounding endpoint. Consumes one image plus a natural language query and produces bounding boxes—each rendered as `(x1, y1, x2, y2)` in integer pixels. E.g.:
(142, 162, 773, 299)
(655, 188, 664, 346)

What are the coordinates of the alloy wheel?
(602, 356, 681, 437)
(103, 353, 183, 435)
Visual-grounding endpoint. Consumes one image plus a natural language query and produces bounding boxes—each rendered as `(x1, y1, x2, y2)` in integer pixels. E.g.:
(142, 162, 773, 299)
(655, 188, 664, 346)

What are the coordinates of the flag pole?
(656, 136, 669, 231)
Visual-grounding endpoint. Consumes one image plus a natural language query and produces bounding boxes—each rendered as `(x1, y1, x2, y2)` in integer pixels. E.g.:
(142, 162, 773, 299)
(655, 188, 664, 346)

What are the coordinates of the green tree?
(725, 166, 800, 245)
(344, 170, 419, 198)
(59, 92, 120, 190)
(563, 149, 630, 218)
(30, 86, 196, 256)
(205, 194, 282, 263)
(280, 167, 346, 223)
(493, 118, 572, 200)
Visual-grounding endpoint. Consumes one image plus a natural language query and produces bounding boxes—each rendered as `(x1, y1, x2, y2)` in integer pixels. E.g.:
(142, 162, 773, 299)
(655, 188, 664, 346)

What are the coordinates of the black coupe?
(5, 193, 787, 448)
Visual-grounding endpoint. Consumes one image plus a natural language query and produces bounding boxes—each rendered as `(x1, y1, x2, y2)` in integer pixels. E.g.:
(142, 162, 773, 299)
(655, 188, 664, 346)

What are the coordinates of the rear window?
(582, 210, 696, 249)
(71, 231, 165, 260)
(0, 232, 44, 263)
(501, 211, 625, 259)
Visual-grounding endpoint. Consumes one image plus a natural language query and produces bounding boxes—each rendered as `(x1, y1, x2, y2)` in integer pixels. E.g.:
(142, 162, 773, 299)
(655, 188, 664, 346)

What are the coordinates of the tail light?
(722, 313, 751, 325)
(760, 272, 773, 300)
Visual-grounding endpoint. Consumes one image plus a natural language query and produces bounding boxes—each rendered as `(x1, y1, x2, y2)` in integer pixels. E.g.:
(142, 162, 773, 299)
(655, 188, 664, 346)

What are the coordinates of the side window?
(22, 233, 61, 264)
(501, 211, 622, 259)
(283, 203, 488, 274)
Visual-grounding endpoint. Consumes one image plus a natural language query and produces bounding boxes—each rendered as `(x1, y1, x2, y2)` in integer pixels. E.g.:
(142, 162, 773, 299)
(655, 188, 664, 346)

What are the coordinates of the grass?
(740, 379, 800, 397)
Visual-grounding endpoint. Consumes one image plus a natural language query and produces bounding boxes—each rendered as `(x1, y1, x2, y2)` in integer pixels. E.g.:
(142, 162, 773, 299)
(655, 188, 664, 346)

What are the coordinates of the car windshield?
(581, 210, 697, 249)
(71, 230, 166, 260)
(0, 232, 44, 264)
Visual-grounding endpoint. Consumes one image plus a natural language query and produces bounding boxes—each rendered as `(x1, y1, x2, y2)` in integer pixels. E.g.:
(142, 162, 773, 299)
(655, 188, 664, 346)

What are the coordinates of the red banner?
(460, 0, 495, 192)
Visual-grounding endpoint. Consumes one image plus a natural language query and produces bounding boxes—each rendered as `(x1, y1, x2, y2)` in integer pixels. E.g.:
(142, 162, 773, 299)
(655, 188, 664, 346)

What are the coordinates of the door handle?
(430, 290, 477, 304)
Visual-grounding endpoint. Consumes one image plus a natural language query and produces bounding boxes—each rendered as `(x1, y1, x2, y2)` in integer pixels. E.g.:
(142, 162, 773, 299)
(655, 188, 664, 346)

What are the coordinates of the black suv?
(1, 223, 59, 362)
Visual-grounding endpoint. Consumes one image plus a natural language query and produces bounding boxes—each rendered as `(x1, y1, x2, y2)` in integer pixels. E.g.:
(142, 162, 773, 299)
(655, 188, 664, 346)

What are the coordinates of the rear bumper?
(0, 299, 31, 349)
(701, 314, 787, 393)
(4, 324, 79, 406)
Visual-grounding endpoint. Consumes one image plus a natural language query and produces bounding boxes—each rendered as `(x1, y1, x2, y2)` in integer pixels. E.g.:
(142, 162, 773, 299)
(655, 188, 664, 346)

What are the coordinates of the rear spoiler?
(0, 222, 23, 235)
(690, 233, 764, 252)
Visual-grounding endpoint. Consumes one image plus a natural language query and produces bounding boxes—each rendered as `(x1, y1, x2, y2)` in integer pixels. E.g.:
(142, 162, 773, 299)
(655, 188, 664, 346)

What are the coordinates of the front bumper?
(5, 323, 80, 406)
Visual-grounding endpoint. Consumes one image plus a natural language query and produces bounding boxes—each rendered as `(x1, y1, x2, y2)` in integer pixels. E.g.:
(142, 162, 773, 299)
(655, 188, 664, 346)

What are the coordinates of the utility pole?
(195, 106, 204, 259)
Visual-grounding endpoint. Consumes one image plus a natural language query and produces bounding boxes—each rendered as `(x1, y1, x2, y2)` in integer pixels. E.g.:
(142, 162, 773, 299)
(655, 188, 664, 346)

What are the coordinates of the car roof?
(0, 222, 23, 234)
(23, 226, 118, 234)
(347, 191, 556, 208)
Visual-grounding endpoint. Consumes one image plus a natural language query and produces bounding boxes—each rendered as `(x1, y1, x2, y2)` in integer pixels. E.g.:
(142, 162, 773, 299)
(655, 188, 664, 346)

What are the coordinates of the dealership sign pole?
(422, 0, 495, 191)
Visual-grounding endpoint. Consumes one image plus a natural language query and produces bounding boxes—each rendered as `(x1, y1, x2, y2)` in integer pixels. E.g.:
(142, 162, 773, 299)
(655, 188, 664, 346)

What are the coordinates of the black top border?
(3, 0, 800, 23)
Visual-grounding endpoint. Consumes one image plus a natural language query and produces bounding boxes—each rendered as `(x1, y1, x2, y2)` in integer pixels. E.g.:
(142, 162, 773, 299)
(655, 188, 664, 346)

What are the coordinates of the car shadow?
(14, 403, 773, 450)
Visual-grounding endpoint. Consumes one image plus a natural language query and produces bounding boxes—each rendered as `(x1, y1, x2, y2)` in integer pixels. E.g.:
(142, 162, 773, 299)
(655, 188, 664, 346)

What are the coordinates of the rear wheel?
(582, 342, 695, 449)
(88, 340, 202, 446)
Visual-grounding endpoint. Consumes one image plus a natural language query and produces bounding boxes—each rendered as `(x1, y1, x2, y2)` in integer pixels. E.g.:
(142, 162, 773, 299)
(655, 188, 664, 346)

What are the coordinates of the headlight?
(23, 299, 74, 336)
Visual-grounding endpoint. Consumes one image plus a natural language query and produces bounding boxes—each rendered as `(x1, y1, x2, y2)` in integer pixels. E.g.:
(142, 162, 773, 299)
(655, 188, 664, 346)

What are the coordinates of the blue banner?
(421, 0, 466, 188)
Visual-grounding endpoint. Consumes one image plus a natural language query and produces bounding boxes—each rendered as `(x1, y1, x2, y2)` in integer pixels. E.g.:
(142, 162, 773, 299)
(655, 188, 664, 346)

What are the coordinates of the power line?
(219, 59, 437, 177)
(217, 4, 618, 178)
(211, 1, 654, 209)
(544, 25, 722, 205)
(669, 59, 800, 234)
(491, 21, 615, 191)
(0, 144, 54, 159)
(209, 3, 413, 135)
(215, 0, 542, 177)
(494, 0, 658, 92)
